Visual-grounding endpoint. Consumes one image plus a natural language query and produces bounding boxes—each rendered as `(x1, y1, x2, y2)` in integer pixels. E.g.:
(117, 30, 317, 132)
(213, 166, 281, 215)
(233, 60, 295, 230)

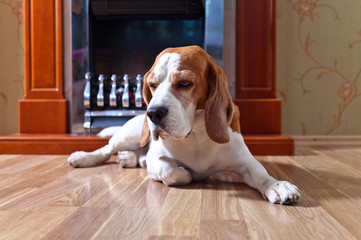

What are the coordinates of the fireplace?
(69, 0, 236, 133)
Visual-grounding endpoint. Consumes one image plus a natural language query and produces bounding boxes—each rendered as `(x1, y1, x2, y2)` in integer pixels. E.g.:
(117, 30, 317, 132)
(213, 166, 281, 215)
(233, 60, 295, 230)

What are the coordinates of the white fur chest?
(149, 111, 227, 176)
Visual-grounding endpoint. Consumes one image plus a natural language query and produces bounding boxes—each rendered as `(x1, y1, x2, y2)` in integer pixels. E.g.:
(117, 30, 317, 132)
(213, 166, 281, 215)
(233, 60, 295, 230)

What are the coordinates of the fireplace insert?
(70, 0, 234, 133)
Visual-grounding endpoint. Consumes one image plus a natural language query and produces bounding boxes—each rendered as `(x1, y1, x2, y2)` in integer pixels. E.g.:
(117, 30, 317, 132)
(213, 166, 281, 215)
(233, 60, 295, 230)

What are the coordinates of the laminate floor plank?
(236, 190, 355, 240)
(0, 146, 360, 239)
(292, 153, 361, 190)
(200, 173, 244, 221)
(305, 189, 361, 238)
(150, 183, 203, 237)
(0, 206, 76, 240)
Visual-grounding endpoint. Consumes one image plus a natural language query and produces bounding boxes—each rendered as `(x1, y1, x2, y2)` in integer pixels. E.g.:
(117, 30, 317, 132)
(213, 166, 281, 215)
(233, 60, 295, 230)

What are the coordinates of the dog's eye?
(178, 81, 193, 88)
(149, 83, 157, 90)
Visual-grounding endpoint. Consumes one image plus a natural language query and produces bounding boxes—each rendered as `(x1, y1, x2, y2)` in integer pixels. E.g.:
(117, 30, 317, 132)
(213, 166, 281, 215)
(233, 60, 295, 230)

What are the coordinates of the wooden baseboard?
(0, 134, 108, 155)
(293, 135, 361, 146)
(0, 134, 293, 155)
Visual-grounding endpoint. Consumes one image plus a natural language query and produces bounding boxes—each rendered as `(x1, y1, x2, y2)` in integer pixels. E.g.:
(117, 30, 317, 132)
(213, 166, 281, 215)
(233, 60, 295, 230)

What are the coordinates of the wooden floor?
(1, 146, 361, 240)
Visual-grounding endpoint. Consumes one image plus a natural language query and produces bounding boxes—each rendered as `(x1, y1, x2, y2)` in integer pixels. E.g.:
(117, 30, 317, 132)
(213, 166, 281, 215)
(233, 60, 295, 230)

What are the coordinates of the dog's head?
(140, 46, 240, 147)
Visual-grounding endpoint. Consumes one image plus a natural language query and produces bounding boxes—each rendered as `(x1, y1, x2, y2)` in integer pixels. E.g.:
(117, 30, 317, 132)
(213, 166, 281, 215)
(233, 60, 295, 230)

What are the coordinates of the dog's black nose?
(147, 107, 168, 124)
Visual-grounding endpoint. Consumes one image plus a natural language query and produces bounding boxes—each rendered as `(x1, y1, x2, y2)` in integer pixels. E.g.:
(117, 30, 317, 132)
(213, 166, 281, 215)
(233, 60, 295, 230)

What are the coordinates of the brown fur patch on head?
(166, 46, 210, 110)
(168, 70, 197, 108)
(164, 46, 240, 143)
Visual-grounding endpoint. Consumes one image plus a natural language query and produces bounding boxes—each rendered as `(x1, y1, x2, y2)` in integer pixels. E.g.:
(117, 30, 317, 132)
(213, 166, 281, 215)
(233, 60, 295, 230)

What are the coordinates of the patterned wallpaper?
(0, 0, 23, 135)
(277, 0, 361, 135)
(0, 0, 361, 135)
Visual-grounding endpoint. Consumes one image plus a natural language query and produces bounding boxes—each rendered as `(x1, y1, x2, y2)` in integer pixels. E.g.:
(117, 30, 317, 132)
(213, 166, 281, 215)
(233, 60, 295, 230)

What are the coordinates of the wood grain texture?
(1, 146, 361, 239)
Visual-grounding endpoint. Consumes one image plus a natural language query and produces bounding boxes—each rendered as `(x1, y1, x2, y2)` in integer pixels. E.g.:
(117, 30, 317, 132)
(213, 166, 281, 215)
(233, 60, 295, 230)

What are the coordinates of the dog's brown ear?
(142, 71, 153, 105)
(140, 115, 150, 147)
(140, 71, 152, 147)
(204, 59, 234, 144)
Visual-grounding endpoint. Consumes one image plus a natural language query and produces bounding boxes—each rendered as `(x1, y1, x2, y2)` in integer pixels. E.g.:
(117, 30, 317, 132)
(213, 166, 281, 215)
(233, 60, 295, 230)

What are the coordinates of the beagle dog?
(68, 46, 301, 204)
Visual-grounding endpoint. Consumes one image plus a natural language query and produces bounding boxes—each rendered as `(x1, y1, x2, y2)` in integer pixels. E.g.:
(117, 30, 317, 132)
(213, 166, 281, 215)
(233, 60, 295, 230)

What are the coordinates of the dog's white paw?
(68, 151, 93, 168)
(138, 155, 147, 168)
(264, 181, 301, 205)
(117, 151, 138, 168)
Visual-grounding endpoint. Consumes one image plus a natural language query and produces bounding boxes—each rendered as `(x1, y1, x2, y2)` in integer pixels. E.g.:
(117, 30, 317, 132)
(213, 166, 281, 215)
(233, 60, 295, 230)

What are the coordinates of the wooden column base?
(0, 134, 293, 155)
(19, 99, 68, 134)
(234, 99, 281, 135)
(232, 99, 294, 155)
(245, 135, 294, 155)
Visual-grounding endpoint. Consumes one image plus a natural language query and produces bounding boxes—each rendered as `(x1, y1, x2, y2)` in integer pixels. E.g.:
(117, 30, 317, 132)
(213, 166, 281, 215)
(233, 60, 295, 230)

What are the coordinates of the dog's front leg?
(230, 137, 301, 204)
(234, 154, 301, 204)
(146, 151, 192, 186)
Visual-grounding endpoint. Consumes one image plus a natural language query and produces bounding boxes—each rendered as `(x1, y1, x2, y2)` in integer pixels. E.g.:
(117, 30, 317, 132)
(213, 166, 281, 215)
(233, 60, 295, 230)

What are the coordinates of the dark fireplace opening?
(93, 18, 204, 77)
(91, 0, 205, 77)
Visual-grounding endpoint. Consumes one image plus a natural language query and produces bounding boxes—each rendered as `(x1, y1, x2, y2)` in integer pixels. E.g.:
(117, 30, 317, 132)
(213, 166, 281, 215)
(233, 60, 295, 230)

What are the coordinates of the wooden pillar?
(234, 0, 293, 155)
(235, 0, 280, 134)
(19, 0, 68, 133)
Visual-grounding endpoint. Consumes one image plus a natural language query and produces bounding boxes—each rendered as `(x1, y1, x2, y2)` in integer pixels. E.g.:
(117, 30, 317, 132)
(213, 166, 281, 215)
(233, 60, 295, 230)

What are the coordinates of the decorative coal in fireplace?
(70, 0, 234, 133)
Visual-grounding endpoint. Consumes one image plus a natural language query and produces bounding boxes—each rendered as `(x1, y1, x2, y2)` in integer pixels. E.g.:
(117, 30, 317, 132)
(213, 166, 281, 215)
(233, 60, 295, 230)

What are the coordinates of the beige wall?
(1, 0, 361, 135)
(277, 0, 361, 135)
(0, 0, 23, 135)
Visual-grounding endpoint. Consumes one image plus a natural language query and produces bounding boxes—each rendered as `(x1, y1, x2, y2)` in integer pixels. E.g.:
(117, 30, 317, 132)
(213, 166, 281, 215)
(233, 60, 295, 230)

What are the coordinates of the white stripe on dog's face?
(147, 53, 196, 140)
